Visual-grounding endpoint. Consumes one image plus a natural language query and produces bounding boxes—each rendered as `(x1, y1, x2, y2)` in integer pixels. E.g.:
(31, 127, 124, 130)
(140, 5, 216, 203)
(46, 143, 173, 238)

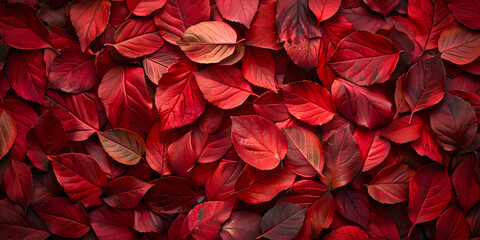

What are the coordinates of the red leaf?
(282, 127, 324, 177)
(284, 37, 320, 70)
(322, 14, 354, 46)
(102, 176, 153, 209)
(216, 0, 258, 27)
(323, 226, 369, 240)
(206, 159, 243, 201)
(329, 31, 401, 86)
(49, 153, 107, 207)
(155, 60, 206, 130)
(242, 47, 277, 92)
(143, 47, 181, 85)
(5, 49, 46, 104)
(178, 21, 238, 64)
(109, 18, 164, 59)
(0, 109, 16, 159)
(450, 90, 480, 125)
(340, 5, 386, 33)
(408, 163, 451, 235)
(435, 206, 470, 240)
(430, 93, 477, 151)
(97, 128, 146, 166)
(220, 211, 262, 240)
(363, 0, 399, 16)
(452, 156, 480, 212)
(245, 0, 282, 49)
(26, 110, 68, 171)
(259, 203, 306, 240)
(84, 138, 127, 179)
(235, 165, 296, 204)
(354, 127, 390, 172)
(127, 0, 166, 16)
(99, 66, 153, 136)
(275, 0, 321, 42)
(446, 0, 480, 30)
(308, 0, 341, 22)
(380, 115, 423, 144)
(133, 204, 167, 233)
(0, 3, 53, 50)
(195, 65, 253, 109)
(320, 125, 362, 189)
(89, 206, 141, 240)
(367, 205, 401, 240)
(4, 160, 32, 208)
(34, 197, 90, 238)
(407, 0, 454, 50)
(187, 201, 234, 239)
(332, 78, 393, 129)
(167, 131, 197, 177)
(281, 80, 336, 126)
(366, 164, 414, 204)
(0, 199, 51, 240)
(154, 0, 210, 45)
(231, 115, 287, 170)
(438, 23, 480, 65)
(145, 122, 177, 176)
(144, 176, 205, 214)
(334, 187, 370, 229)
(48, 44, 97, 93)
(253, 90, 290, 122)
(45, 90, 100, 141)
(194, 126, 232, 164)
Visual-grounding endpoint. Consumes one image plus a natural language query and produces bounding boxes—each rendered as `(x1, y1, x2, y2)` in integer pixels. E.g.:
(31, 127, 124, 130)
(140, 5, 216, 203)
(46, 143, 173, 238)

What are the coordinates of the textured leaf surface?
(276, 0, 321, 43)
(260, 204, 306, 240)
(187, 201, 234, 240)
(367, 164, 415, 204)
(0, 109, 16, 159)
(217, 0, 258, 27)
(438, 23, 480, 65)
(102, 176, 153, 209)
(0, 199, 51, 240)
(282, 127, 324, 177)
(5, 160, 32, 208)
(98, 128, 146, 166)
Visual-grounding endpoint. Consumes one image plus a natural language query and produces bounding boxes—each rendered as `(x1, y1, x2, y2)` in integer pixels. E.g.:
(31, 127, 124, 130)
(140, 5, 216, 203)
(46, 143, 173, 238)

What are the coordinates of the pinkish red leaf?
(143, 47, 181, 85)
(329, 31, 401, 86)
(145, 122, 177, 176)
(366, 164, 414, 204)
(187, 201, 234, 239)
(34, 197, 90, 238)
(354, 127, 390, 172)
(231, 115, 287, 170)
(284, 37, 320, 70)
(253, 90, 290, 122)
(155, 60, 206, 131)
(242, 47, 277, 92)
(195, 65, 253, 109)
(216, 0, 258, 27)
(126, 0, 166, 16)
(438, 23, 480, 65)
(4, 160, 32, 208)
(167, 130, 197, 177)
(102, 176, 153, 209)
(380, 115, 423, 144)
(49, 153, 107, 207)
(308, 0, 341, 22)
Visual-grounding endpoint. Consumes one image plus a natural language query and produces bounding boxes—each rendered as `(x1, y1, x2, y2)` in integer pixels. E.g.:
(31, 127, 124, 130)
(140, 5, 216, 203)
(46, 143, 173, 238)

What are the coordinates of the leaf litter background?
(0, 0, 480, 239)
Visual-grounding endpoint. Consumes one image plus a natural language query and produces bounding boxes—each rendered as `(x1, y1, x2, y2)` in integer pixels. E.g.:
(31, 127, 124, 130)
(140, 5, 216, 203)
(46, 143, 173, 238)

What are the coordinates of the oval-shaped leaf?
(109, 18, 164, 59)
(97, 128, 146, 166)
(34, 197, 90, 238)
(446, 0, 480, 30)
(89, 205, 140, 240)
(334, 187, 370, 229)
(0, 109, 16, 159)
(101, 176, 153, 209)
(367, 164, 415, 204)
(217, 0, 258, 27)
(99, 66, 153, 137)
(434, 206, 470, 240)
(242, 47, 277, 92)
(282, 80, 336, 126)
(308, 0, 341, 22)
(245, 0, 281, 49)
(49, 153, 107, 207)
(0, 199, 51, 240)
(4, 160, 32, 208)
(430, 93, 477, 151)
(126, 0, 166, 16)
(206, 159, 243, 202)
(320, 125, 362, 189)
(187, 201, 234, 240)
(220, 211, 262, 240)
(178, 21, 237, 63)
(143, 48, 181, 84)
(276, 0, 321, 42)
(438, 23, 480, 65)
(364, 0, 399, 16)
(195, 65, 253, 109)
(259, 203, 306, 240)
(354, 127, 390, 172)
(231, 115, 287, 170)
(329, 31, 401, 86)
(145, 121, 177, 176)
(408, 163, 451, 234)
(380, 115, 423, 144)
(452, 156, 480, 212)
(253, 90, 290, 122)
(282, 127, 324, 177)
(155, 59, 206, 131)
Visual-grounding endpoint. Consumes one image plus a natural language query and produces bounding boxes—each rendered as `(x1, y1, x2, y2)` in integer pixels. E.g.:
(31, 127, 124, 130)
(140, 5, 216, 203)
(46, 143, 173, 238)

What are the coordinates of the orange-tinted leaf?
(97, 128, 146, 166)
(143, 47, 181, 85)
(282, 127, 324, 177)
(231, 115, 287, 170)
(367, 164, 414, 204)
(178, 21, 237, 63)
(438, 23, 480, 65)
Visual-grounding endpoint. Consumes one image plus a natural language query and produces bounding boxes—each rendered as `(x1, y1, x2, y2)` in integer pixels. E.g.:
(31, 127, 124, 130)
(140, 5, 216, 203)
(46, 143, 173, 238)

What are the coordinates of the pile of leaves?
(1, 0, 480, 238)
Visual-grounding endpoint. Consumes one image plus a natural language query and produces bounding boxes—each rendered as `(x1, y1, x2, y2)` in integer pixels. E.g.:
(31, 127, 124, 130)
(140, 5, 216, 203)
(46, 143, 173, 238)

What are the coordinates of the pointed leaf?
(430, 93, 477, 151)
(367, 164, 415, 204)
(364, 0, 399, 16)
(334, 187, 370, 228)
(132, 204, 167, 233)
(282, 127, 324, 177)
(102, 176, 153, 209)
(354, 127, 390, 172)
(187, 201, 234, 239)
(217, 0, 258, 27)
(0, 109, 16, 159)
(4, 160, 32, 208)
(206, 159, 243, 202)
(98, 128, 146, 166)
(178, 21, 237, 63)
(308, 0, 341, 22)
(284, 37, 320, 70)
(380, 115, 423, 144)
(89, 206, 140, 240)
(145, 121, 176, 176)
(242, 47, 276, 92)
(438, 23, 480, 65)
(259, 203, 306, 240)
(220, 211, 262, 240)
(109, 18, 164, 59)
(99, 66, 153, 136)
(49, 153, 107, 207)
(143, 47, 181, 85)
(411, 123, 444, 164)
(408, 163, 451, 233)
(70, 0, 111, 52)
(0, 199, 51, 240)
(253, 90, 290, 122)
(34, 197, 90, 238)
(127, 0, 167, 16)
(231, 115, 287, 170)
(452, 156, 480, 212)
(446, 0, 480, 30)
(3, 100, 37, 162)
(329, 31, 401, 86)
(155, 60, 206, 131)
(320, 125, 362, 189)
(245, 0, 282, 49)
(195, 65, 253, 109)
(434, 206, 470, 240)
(323, 226, 369, 240)
(275, 0, 321, 42)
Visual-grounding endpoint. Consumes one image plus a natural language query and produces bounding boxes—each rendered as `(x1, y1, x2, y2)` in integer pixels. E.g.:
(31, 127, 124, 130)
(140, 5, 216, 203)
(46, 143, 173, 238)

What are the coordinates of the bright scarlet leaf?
(380, 115, 423, 144)
(127, 0, 166, 16)
(187, 201, 234, 240)
(242, 47, 277, 92)
(329, 31, 401, 86)
(245, 0, 282, 49)
(206, 159, 243, 201)
(231, 115, 287, 170)
(145, 122, 176, 176)
(354, 127, 390, 172)
(97, 128, 146, 166)
(253, 90, 290, 122)
(308, 0, 341, 22)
